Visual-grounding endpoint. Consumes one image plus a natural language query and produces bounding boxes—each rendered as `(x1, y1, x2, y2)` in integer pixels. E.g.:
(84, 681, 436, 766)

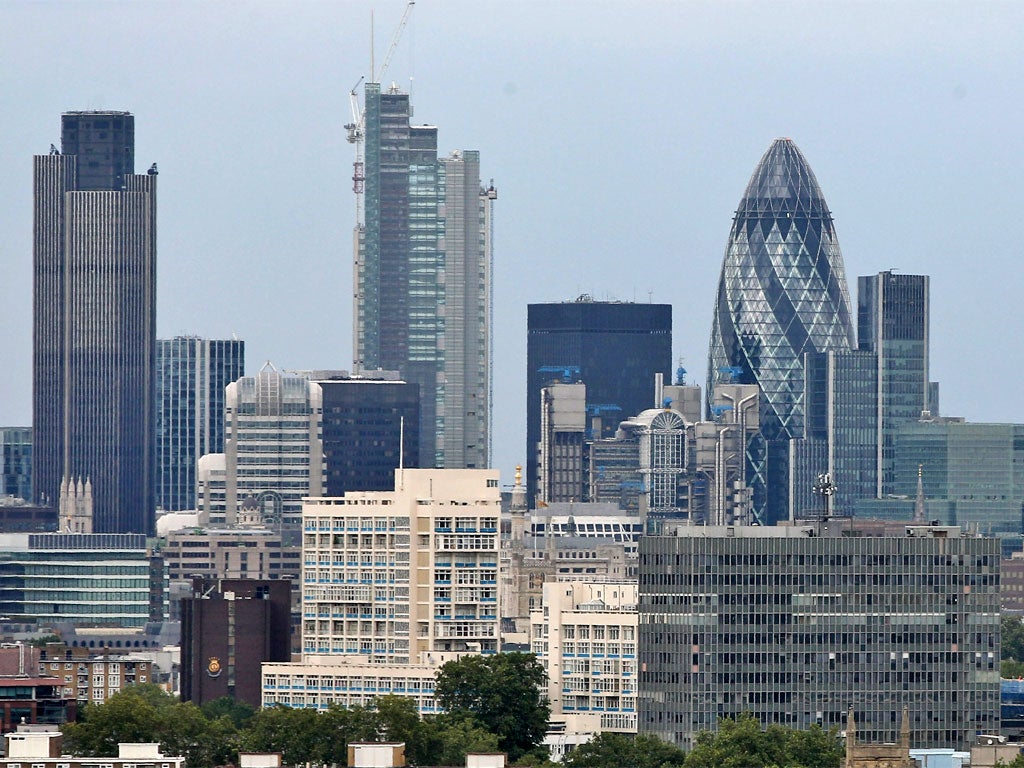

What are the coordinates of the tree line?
(61, 654, 844, 768)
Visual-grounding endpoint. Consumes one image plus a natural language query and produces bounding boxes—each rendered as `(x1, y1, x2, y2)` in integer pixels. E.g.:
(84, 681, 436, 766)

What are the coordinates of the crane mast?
(345, 1, 415, 222)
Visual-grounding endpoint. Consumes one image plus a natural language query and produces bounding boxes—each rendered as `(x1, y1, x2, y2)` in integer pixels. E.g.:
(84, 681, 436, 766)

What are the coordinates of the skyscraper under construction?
(352, 82, 494, 469)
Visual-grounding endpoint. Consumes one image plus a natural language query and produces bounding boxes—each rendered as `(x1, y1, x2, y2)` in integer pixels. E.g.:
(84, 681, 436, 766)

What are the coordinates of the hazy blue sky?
(2, 1, 1023, 483)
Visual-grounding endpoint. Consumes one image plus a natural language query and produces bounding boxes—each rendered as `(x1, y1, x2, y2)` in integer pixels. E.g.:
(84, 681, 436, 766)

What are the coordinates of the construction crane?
(345, 1, 415, 209)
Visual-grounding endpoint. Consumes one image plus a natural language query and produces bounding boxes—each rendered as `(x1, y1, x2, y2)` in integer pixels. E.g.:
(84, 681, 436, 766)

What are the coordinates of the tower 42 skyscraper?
(353, 82, 494, 470)
(33, 111, 156, 534)
(708, 138, 854, 522)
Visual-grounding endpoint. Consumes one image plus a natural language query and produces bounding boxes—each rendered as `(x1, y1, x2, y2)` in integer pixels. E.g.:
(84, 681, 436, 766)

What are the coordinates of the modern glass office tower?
(354, 83, 493, 470)
(33, 111, 156, 534)
(858, 271, 930, 496)
(317, 374, 420, 496)
(527, 299, 672, 508)
(638, 524, 1000, 750)
(156, 337, 245, 511)
(707, 138, 854, 523)
(793, 350, 879, 516)
(893, 419, 1024, 536)
(0, 428, 32, 501)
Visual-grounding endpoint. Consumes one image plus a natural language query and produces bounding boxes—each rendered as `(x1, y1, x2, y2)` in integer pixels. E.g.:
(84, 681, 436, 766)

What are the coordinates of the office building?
(891, 418, 1024, 536)
(317, 374, 420, 497)
(638, 524, 1000, 750)
(214, 364, 324, 530)
(793, 349, 879, 516)
(162, 527, 300, 585)
(33, 111, 156, 534)
(537, 382, 587, 504)
(707, 138, 854, 523)
(354, 82, 493, 470)
(858, 272, 931, 496)
(0, 429, 32, 502)
(0, 533, 157, 627)
(181, 578, 291, 708)
(0, 657, 74, 734)
(528, 298, 672, 507)
(531, 581, 639, 735)
(156, 336, 245, 512)
(262, 469, 500, 713)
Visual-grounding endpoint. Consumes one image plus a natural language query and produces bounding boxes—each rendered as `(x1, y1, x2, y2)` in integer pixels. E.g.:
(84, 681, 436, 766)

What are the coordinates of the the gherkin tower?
(708, 138, 854, 522)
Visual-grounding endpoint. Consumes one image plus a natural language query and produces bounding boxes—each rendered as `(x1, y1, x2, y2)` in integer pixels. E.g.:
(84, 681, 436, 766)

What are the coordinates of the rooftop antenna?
(398, 415, 405, 490)
(370, 9, 375, 83)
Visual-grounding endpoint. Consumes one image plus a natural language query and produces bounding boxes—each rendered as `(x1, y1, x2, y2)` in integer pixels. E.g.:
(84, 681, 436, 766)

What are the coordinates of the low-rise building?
(1, 726, 184, 768)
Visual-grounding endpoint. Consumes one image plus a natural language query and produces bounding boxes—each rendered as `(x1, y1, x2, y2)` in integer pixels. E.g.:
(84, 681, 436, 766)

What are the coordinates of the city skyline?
(2, 2, 1024, 483)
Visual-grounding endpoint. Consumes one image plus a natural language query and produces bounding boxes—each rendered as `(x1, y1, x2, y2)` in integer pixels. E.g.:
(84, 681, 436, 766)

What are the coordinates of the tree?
(1004, 614, 1024, 661)
(62, 685, 175, 756)
(1003, 659, 1024, 679)
(414, 714, 501, 767)
(239, 706, 326, 766)
(563, 732, 685, 768)
(434, 652, 550, 761)
(684, 714, 843, 768)
(62, 686, 239, 768)
(201, 696, 256, 729)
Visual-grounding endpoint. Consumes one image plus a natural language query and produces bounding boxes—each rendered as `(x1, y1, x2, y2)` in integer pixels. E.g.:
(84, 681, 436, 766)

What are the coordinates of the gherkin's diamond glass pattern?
(708, 139, 854, 443)
(708, 139, 854, 523)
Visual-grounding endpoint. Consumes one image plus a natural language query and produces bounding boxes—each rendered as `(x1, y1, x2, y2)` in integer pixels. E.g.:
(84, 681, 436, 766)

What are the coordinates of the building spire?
(913, 464, 926, 523)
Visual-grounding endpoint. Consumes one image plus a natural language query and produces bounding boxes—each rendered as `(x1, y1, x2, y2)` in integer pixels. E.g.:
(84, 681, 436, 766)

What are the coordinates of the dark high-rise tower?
(857, 271, 930, 496)
(708, 138, 854, 523)
(527, 298, 672, 508)
(354, 83, 493, 470)
(156, 337, 245, 512)
(317, 374, 421, 496)
(33, 111, 156, 534)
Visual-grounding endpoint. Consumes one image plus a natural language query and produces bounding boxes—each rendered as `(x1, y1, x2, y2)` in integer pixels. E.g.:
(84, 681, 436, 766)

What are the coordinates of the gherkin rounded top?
(738, 138, 830, 216)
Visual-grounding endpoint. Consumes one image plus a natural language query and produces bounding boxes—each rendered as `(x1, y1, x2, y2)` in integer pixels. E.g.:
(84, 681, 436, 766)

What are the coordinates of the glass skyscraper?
(156, 336, 245, 512)
(526, 299, 672, 508)
(0, 428, 32, 501)
(33, 111, 156, 534)
(708, 138, 854, 523)
(858, 271, 930, 496)
(354, 83, 493, 470)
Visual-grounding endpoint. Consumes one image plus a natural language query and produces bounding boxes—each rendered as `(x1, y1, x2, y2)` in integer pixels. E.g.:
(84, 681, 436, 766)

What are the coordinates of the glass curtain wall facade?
(638, 527, 1000, 750)
(317, 377, 420, 496)
(794, 350, 879, 516)
(0, 429, 32, 501)
(527, 300, 672, 508)
(354, 84, 491, 469)
(707, 138, 854, 523)
(858, 272, 930, 496)
(156, 337, 245, 511)
(894, 420, 1024, 536)
(0, 533, 153, 627)
(33, 111, 156, 534)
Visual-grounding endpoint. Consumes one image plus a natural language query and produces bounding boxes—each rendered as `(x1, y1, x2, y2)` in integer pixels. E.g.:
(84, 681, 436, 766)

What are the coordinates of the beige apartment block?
(531, 581, 638, 734)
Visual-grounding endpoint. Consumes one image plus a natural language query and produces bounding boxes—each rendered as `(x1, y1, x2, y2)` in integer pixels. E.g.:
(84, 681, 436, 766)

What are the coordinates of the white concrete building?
(530, 581, 638, 734)
(263, 469, 501, 712)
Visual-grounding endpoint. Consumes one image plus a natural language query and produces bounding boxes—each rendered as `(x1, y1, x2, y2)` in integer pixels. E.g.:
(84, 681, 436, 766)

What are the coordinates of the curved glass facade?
(708, 139, 854, 520)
